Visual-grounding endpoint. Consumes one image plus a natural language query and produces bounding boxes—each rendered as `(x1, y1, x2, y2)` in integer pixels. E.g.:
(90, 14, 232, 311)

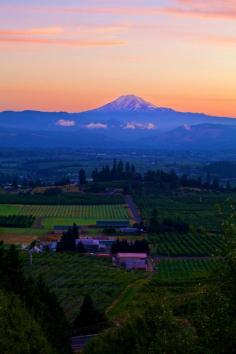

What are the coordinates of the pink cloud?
(0, 27, 63, 36)
(1, 3, 235, 19)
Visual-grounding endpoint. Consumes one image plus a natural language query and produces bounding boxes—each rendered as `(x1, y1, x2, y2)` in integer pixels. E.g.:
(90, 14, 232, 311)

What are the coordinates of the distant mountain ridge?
(0, 95, 235, 149)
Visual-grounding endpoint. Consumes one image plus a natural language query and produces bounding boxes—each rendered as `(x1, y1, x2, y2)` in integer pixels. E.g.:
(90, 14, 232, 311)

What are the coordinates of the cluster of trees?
(149, 208, 190, 233)
(92, 160, 139, 182)
(111, 239, 149, 255)
(144, 169, 222, 191)
(0, 215, 35, 228)
(0, 243, 71, 354)
(57, 224, 86, 253)
(84, 214, 236, 354)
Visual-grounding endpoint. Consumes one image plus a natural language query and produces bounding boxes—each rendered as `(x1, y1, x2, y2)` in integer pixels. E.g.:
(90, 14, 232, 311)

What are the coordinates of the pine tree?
(79, 169, 86, 185)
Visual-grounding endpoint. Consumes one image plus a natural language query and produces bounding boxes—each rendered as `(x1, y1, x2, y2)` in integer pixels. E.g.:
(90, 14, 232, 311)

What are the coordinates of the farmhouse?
(113, 253, 148, 271)
(77, 238, 100, 252)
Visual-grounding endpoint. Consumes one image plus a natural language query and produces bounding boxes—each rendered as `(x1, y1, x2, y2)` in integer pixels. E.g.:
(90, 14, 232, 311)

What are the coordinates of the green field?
(0, 203, 130, 229)
(150, 232, 223, 256)
(23, 253, 145, 323)
(0, 204, 129, 218)
(0, 204, 21, 215)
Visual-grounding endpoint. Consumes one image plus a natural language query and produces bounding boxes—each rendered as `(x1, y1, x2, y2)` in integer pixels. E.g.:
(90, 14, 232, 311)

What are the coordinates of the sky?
(0, 0, 236, 117)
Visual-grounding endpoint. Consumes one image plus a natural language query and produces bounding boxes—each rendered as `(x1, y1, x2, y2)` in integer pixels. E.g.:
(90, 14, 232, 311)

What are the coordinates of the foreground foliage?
(0, 243, 72, 354)
(84, 214, 236, 354)
(0, 290, 56, 354)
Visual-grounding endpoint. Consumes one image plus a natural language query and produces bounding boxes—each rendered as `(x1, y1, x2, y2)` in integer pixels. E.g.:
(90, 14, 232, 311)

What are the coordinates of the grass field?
(23, 253, 145, 323)
(0, 204, 21, 215)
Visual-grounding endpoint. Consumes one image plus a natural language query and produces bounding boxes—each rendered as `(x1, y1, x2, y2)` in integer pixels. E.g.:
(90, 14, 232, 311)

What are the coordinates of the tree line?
(111, 239, 149, 255)
(90, 160, 138, 182)
(149, 208, 190, 233)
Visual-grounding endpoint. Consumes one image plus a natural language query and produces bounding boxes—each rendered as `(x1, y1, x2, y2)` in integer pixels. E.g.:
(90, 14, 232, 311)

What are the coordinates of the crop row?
(0, 204, 130, 220)
(151, 232, 223, 257)
(153, 259, 215, 282)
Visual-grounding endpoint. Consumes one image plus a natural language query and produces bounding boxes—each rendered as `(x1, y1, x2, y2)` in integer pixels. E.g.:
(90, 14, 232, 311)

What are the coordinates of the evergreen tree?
(73, 294, 108, 335)
(149, 208, 159, 233)
(77, 241, 86, 253)
(79, 168, 86, 185)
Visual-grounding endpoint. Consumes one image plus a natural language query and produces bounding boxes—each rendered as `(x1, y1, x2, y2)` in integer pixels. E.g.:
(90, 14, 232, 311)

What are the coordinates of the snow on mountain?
(95, 95, 159, 112)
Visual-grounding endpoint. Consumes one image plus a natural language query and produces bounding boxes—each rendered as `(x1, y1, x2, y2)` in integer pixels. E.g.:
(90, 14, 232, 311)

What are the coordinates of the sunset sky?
(0, 0, 236, 117)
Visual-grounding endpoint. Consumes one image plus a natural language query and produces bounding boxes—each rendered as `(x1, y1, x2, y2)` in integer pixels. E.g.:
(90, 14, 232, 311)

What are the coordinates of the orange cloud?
(0, 27, 64, 36)
(0, 36, 126, 47)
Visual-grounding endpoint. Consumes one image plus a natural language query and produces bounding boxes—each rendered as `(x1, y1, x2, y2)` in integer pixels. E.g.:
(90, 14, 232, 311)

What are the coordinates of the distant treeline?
(0, 215, 35, 228)
(90, 161, 225, 191)
(143, 170, 220, 190)
(111, 239, 149, 255)
(204, 161, 236, 179)
(92, 160, 139, 182)
(0, 193, 124, 205)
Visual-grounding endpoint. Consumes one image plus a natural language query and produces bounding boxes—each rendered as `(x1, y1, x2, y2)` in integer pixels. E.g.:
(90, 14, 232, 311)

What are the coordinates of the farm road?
(71, 335, 97, 353)
(125, 195, 141, 224)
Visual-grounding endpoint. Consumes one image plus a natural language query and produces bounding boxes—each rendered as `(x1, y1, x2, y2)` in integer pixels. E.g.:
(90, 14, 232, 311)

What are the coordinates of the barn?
(113, 253, 148, 271)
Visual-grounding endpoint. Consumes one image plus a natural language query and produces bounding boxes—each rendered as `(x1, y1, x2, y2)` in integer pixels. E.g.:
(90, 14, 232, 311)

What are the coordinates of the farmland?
(19, 204, 129, 219)
(0, 203, 130, 230)
(135, 191, 236, 231)
(0, 203, 129, 219)
(23, 253, 146, 323)
(150, 232, 223, 257)
(153, 259, 216, 283)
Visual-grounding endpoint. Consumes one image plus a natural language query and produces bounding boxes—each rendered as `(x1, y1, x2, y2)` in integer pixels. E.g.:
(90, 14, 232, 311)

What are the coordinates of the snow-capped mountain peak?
(95, 94, 158, 112)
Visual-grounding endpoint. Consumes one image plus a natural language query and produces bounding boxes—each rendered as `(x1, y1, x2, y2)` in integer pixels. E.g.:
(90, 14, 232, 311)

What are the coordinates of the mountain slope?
(149, 124, 236, 150)
(95, 95, 158, 112)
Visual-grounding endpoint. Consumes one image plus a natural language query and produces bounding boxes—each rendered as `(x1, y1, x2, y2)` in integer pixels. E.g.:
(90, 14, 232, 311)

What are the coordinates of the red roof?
(117, 253, 147, 258)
